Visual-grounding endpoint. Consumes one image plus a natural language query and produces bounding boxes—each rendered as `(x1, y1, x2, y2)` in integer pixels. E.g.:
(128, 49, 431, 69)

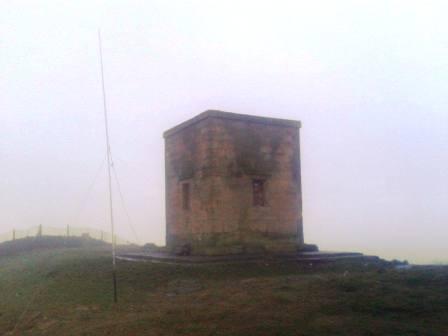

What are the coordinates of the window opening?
(252, 179, 265, 206)
(182, 183, 190, 210)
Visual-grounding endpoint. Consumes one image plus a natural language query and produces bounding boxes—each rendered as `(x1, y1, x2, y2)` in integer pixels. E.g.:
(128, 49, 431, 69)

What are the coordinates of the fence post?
(66, 224, 70, 238)
(12, 229, 16, 241)
(101, 231, 104, 241)
(37, 224, 42, 237)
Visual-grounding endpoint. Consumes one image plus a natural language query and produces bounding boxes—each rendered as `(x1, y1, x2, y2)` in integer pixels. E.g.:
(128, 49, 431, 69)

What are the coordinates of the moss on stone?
(223, 123, 284, 176)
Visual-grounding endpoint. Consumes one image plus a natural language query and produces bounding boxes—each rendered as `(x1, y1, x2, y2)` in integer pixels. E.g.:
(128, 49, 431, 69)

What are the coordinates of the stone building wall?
(164, 110, 303, 255)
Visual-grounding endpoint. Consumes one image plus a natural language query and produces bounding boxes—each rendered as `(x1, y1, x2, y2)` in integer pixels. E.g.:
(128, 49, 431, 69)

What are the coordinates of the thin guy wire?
(111, 161, 140, 244)
(72, 154, 107, 227)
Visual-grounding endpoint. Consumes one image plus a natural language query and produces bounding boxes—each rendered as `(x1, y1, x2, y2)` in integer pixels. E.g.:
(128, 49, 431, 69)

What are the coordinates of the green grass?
(0, 247, 447, 335)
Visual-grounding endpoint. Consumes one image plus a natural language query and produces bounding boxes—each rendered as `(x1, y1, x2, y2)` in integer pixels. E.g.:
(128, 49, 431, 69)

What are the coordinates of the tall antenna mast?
(98, 29, 118, 303)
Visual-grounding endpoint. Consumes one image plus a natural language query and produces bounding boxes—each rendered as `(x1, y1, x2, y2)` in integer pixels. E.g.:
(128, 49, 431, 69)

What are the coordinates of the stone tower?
(164, 110, 304, 255)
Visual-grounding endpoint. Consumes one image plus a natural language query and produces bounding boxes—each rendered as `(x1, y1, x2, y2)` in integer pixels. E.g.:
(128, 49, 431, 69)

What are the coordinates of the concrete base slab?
(117, 251, 380, 265)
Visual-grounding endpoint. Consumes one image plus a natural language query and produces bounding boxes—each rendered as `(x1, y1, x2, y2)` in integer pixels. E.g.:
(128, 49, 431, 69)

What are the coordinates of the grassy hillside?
(0, 247, 447, 335)
(0, 236, 109, 256)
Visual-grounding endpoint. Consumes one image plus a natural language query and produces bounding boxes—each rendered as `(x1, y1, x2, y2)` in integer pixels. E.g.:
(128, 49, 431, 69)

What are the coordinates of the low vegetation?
(0, 236, 108, 256)
(0, 242, 447, 335)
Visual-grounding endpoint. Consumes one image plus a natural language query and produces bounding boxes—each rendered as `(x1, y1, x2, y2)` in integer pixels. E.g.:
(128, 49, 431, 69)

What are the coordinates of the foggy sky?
(1, 1, 447, 263)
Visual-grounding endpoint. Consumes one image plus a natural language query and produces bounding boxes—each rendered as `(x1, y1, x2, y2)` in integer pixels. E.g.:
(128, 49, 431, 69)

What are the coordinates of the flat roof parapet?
(163, 110, 301, 138)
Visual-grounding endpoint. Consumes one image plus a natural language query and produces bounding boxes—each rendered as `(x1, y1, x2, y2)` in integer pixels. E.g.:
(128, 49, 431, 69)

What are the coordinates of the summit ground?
(0, 246, 447, 335)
